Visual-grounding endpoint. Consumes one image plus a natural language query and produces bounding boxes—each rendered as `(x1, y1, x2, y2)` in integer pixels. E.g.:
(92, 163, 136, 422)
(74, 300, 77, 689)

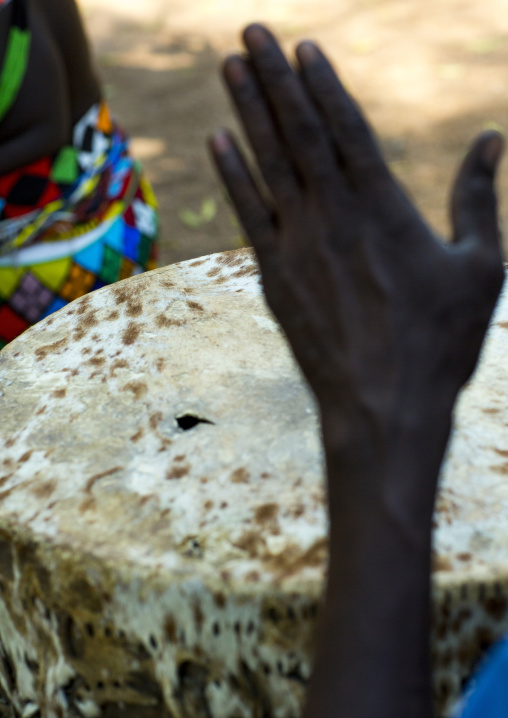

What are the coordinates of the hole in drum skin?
(176, 415, 214, 431)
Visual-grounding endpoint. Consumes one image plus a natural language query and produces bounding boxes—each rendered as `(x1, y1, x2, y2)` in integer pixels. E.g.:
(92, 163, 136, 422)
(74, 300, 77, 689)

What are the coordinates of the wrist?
(319, 396, 454, 548)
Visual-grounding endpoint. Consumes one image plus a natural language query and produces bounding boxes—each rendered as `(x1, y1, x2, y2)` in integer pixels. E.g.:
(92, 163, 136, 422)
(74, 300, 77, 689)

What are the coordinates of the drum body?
(0, 248, 507, 718)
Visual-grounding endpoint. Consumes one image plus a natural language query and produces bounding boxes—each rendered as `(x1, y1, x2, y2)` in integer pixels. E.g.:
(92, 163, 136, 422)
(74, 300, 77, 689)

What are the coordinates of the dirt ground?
(80, 0, 508, 266)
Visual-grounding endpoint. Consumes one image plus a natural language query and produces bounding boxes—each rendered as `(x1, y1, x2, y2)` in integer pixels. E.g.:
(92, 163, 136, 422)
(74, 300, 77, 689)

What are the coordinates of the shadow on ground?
(86, 7, 508, 265)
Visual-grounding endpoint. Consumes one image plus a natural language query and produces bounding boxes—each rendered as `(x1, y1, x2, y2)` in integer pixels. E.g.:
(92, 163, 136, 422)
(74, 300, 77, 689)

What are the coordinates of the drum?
(0, 248, 507, 718)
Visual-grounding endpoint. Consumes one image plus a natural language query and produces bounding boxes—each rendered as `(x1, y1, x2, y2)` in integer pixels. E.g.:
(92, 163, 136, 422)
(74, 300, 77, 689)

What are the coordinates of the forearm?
(303, 405, 454, 718)
(307, 530, 433, 718)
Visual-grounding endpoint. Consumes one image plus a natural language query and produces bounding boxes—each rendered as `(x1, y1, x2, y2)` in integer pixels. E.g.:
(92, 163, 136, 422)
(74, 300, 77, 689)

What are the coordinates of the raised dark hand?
(210, 25, 504, 421)
(210, 24, 505, 718)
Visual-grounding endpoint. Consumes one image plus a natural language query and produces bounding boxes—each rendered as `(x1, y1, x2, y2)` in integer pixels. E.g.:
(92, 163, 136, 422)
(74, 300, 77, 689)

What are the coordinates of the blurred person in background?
(0, 0, 159, 349)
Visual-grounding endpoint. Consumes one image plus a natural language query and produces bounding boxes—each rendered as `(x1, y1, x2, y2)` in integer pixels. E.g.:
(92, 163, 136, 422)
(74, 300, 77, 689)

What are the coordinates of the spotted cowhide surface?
(0, 249, 507, 717)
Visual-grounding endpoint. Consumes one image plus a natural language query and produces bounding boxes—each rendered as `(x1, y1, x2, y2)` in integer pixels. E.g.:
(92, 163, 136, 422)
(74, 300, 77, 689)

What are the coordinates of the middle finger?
(242, 24, 339, 192)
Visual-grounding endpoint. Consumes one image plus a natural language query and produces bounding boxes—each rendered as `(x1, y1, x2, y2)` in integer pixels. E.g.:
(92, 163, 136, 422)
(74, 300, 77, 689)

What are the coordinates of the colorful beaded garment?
(0, 101, 159, 347)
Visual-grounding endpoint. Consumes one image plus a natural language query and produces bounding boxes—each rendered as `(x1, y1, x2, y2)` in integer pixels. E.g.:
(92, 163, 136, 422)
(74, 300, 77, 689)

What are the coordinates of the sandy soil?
(80, 0, 508, 265)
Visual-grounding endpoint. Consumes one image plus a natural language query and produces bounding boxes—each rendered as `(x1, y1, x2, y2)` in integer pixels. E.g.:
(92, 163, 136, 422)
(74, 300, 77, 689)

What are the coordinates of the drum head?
(1, 249, 508, 717)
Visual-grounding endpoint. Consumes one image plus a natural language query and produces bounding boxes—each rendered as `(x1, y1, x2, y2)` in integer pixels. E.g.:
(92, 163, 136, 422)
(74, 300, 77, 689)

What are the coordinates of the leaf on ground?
(178, 198, 217, 228)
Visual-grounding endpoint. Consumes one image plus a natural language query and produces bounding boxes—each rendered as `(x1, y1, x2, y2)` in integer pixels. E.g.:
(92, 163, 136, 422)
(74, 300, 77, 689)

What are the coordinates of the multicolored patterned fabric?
(0, 101, 159, 347)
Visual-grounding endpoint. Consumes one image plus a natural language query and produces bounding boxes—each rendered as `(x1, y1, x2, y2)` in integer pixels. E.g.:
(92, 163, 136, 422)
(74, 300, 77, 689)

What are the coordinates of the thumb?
(451, 130, 504, 250)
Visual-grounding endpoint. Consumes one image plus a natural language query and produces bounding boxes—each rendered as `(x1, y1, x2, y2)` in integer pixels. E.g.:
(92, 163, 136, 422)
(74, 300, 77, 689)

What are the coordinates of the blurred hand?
(210, 25, 505, 430)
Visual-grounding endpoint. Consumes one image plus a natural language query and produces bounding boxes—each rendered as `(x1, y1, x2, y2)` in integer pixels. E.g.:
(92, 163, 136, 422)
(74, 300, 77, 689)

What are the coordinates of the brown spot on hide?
(123, 381, 148, 399)
(0, 487, 14, 502)
(150, 413, 162, 430)
(158, 438, 172, 452)
(88, 356, 106, 367)
(433, 555, 453, 572)
(490, 462, 508, 474)
(32, 481, 56, 500)
(234, 531, 265, 558)
(113, 288, 131, 304)
(52, 388, 67, 398)
(494, 448, 508, 457)
(204, 501, 213, 510)
(155, 314, 182, 328)
(131, 428, 144, 442)
(217, 249, 250, 266)
(81, 310, 98, 329)
(106, 310, 119, 321)
(166, 465, 189, 480)
(126, 301, 143, 317)
(35, 337, 67, 360)
(155, 358, 165, 372)
(80, 497, 96, 513)
(190, 259, 205, 267)
(254, 503, 279, 524)
(76, 295, 91, 314)
(290, 503, 305, 519)
(187, 300, 204, 312)
(110, 359, 128, 375)
(457, 552, 472, 562)
(232, 265, 258, 278)
(231, 468, 249, 484)
(483, 408, 500, 414)
(122, 322, 141, 345)
(174, 455, 186, 462)
(206, 266, 221, 277)
(19, 451, 32, 464)
(265, 538, 328, 579)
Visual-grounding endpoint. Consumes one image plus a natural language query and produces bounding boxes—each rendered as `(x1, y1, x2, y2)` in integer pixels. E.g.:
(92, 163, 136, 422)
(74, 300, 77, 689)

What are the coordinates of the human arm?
(209, 24, 505, 718)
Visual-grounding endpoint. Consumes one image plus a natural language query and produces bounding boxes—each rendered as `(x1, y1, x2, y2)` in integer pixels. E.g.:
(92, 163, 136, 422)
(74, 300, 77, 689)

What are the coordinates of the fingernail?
(243, 23, 270, 49)
(223, 55, 248, 85)
(211, 130, 232, 154)
(297, 41, 319, 64)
